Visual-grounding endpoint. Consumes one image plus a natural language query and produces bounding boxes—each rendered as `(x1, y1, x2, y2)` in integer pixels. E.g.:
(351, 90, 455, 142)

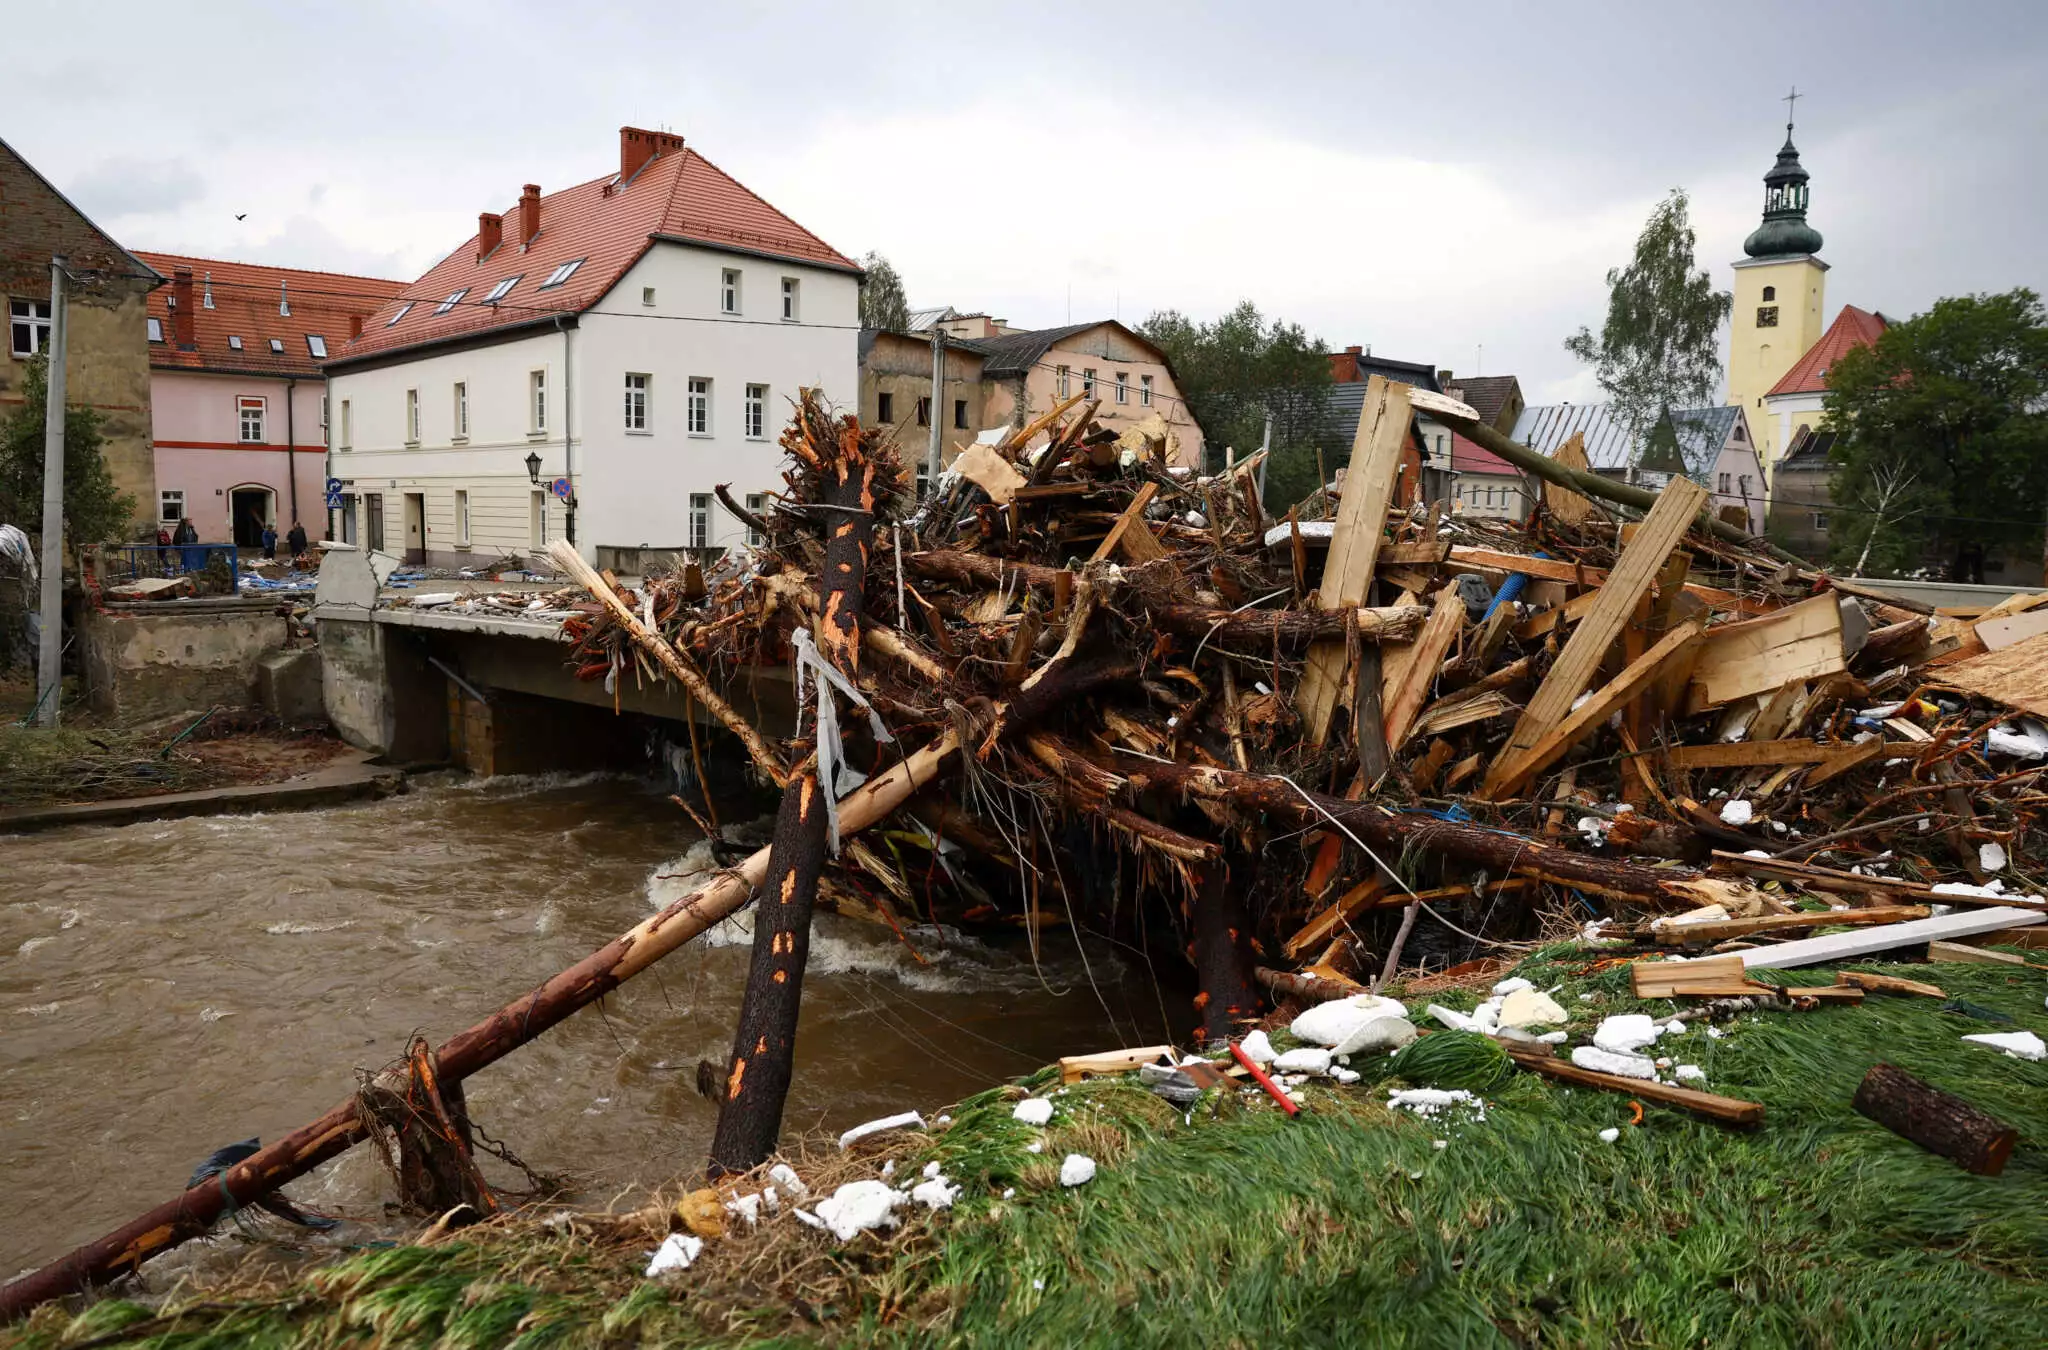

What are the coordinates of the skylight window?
(483, 275, 522, 304)
(539, 259, 584, 289)
(387, 302, 413, 327)
(306, 335, 328, 358)
(228, 335, 243, 350)
(435, 288, 470, 315)
(269, 338, 285, 354)
(147, 317, 163, 342)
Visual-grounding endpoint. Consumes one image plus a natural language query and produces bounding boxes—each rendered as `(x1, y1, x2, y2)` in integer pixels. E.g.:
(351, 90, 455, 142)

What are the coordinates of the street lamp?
(525, 451, 542, 484)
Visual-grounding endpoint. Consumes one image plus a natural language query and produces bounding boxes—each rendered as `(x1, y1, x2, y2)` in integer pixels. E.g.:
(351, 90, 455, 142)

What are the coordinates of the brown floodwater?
(0, 772, 1159, 1282)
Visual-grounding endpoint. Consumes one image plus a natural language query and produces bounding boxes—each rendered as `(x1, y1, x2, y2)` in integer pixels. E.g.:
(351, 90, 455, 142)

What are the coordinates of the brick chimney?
(518, 185, 541, 248)
(478, 211, 503, 259)
(349, 314, 363, 340)
(170, 267, 196, 348)
(619, 126, 685, 181)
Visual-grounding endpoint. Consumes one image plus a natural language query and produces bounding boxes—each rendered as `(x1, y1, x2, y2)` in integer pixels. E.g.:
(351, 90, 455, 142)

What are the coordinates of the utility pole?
(34, 258, 68, 728)
(925, 325, 944, 491)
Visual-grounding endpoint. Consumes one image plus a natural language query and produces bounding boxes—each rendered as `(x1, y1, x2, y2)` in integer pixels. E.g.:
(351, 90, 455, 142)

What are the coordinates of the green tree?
(1135, 301, 1335, 505)
(1564, 189, 1732, 437)
(1824, 288, 2048, 578)
(857, 252, 911, 331)
(0, 354, 135, 548)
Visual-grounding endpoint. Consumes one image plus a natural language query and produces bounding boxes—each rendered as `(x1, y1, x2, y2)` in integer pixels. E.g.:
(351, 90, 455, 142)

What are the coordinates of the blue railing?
(92, 543, 241, 595)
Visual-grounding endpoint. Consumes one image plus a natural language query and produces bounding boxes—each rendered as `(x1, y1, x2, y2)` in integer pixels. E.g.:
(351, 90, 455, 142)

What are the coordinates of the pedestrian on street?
(286, 520, 308, 562)
(261, 522, 277, 560)
(155, 525, 172, 571)
(174, 517, 200, 573)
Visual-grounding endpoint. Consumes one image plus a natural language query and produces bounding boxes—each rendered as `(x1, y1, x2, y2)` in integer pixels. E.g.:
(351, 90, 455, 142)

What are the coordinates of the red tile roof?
(336, 138, 858, 363)
(1767, 304, 1888, 397)
(1448, 431, 1519, 476)
(137, 252, 405, 377)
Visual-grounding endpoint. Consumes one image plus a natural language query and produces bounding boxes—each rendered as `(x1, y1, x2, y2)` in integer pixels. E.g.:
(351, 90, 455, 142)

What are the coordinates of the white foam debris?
(1433, 1139, 1449, 1150)
(645, 1232, 704, 1275)
(880, 1160, 896, 1177)
(1329, 1065, 1361, 1084)
(1719, 799, 1754, 826)
(1537, 1030, 1569, 1044)
(1387, 1088, 1480, 1118)
(1499, 987, 1568, 1029)
(724, 1193, 763, 1225)
(1238, 1029, 1278, 1065)
(1980, 841, 2009, 873)
(1331, 1016, 1418, 1056)
(1427, 1003, 1479, 1032)
(1673, 1065, 1707, 1084)
(1571, 1045, 1659, 1080)
(1962, 1030, 2047, 1062)
(1592, 1014, 1664, 1055)
(910, 1177, 960, 1210)
(1001, 1187, 1016, 1199)
(1597, 1128, 1621, 1143)
(1274, 1046, 1333, 1074)
(769, 1163, 807, 1198)
(1290, 994, 1409, 1047)
(1931, 880, 2040, 902)
(813, 1180, 906, 1241)
(1026, 1141, 1044, 1154)
(1492, 977, 1535, 996)
(1012, 1097, 1054, 1125)
(1059, 1154, 1097, 1186)
(792, 1208, 824, 1230)
(1987, 721, 2048, 758)
(763, 1187, 780, 1212)
(838, 1111, 925, 1150)
(1577, 816, 1611, 846)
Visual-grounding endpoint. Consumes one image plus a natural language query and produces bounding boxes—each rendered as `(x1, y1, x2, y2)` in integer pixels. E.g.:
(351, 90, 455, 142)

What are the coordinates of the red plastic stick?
(1230, 1040, 1300, 1116)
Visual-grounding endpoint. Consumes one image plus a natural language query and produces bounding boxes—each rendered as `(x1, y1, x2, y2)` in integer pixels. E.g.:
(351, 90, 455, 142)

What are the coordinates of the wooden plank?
(1937, 629, 2048, 717)
(1662, 739, 1835, 770)
(1668, 906, 2045, 971)
(1841, 970, 1946, 998)
(1927, 940, 2028, 967)
(1282, 877, 1384, 961)
(1686, 593, 1845, 710)
(1544, 431, 1593, 526)
(1059, 1045, 1175, 1084)
(1653, 906, 1930, 944)
(1480, 479, 1711, 800)
(1380, 588, 1466, 751)
(1446, 546, 1772, 615)
(1801, 738, 1887, 788)
(1379, 541, 1451, 566)
(1632, 953, 1745, 997)
(1299, 376, 1413, 746)
(1483, 614, 1706, 800)
(1090, 482, 1168, 564)
(1506, 1048, 1764, 1127)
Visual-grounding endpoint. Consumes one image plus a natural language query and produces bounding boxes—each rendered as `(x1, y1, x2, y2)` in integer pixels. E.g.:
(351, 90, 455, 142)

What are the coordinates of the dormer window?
(435, 288, 469, 315)
(306, 335, 327, 358)
(268, 338, 285, 354)
(387, 302, 413, 327)
(228, 335, 243, 350)
(483, 275, 522, 304)
(539, 259, 584, 289)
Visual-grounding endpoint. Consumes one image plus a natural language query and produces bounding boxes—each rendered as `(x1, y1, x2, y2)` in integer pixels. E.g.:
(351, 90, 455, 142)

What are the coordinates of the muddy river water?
(0, 773, 1158, 1280)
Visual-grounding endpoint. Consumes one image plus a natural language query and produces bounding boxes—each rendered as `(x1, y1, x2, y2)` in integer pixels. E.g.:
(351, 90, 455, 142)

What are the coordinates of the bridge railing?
(88, 543, 241, 596)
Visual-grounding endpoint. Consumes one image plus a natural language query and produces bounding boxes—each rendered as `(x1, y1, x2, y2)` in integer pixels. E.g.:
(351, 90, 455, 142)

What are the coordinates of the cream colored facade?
(984, 327, 1203, 468)
(1728, 254, 1827, 474)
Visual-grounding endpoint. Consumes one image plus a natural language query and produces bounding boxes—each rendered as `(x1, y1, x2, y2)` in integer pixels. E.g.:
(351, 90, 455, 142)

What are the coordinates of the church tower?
(1728, 105, 1827, 473)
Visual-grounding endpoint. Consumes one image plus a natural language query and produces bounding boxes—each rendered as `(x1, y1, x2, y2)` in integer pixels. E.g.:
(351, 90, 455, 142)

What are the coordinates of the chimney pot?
(478, 211, 503, 260)
(519, 185, 541, 248)
(170, 268, 196, 348)
(1345, 345, 1362, 355)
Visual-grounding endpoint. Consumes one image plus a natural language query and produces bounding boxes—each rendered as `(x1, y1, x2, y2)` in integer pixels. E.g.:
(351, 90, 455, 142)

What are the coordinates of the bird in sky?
(235, 213, 247, 221)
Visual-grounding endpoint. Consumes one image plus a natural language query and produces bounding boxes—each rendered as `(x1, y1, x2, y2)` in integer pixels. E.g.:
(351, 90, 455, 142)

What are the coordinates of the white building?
(324, 126, 861, 572)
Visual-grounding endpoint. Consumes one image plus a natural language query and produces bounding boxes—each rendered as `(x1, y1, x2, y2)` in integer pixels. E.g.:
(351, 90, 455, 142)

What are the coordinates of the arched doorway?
(229, 484, 275, 549)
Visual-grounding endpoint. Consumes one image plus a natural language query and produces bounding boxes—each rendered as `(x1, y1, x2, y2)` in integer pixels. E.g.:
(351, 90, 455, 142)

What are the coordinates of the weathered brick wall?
(0, 140, 160, 537)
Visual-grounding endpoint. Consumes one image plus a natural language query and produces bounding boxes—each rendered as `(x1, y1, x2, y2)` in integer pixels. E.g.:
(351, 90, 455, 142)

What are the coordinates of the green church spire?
(1743, 89, 1824, 259)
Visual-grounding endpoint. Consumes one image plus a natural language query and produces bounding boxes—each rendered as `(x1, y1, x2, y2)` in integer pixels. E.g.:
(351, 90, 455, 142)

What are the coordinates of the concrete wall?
(150, 369, 328, 537)
(80, 600, 297, 719)
(318, 614, 449, 761)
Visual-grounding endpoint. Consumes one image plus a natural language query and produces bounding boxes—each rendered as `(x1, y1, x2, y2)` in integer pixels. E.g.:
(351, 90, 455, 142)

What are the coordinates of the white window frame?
(530, 369, 548, 435)
(1115, 371, 1129, 404)
(455, 489, 471, 547)
(238, 396, 267, 444)
(744, 383, 767, 440)
(228, 335, 243, 351)
(687, 377, 710, 436)
(1140, 373, 1153, 407)
(267, 338, 285, 354)
(745, 492, 767, 547)
(405, 388, 421, 444)
(306, 334, 327, 358)
(147, 317, 164, 343)
(1082, 368, 1096, 399)
(780, 277, 799, 321)
(721, 268, 741, 315)
(625, 372, 650, 433)
(642, 286, 657, 306)
(483, 275, 522, 304)
(386, 302, 413, 327)
(1811, 511, 1828, 531)
(1718, 472, 1731, 493)
(320, 394, 328, 429)
(10, 298, 52, 357)
(539, 259, 584, 290)
(452, 381, 468, 439)
(688, 493, 712, 549)
(338, 398, 352, 450)
(1056, 365, 1069, 397)
(434, 288, 469, 315)
(159, 490, 185, 522)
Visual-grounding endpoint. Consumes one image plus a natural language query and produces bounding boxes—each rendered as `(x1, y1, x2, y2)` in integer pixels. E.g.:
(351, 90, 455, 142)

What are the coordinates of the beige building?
(859, 317, 1204, 475)
(1, 136, 162, 537)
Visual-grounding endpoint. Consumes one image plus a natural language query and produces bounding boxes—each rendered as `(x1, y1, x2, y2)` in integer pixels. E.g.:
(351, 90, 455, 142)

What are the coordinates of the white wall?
(577, 247, 858, 555)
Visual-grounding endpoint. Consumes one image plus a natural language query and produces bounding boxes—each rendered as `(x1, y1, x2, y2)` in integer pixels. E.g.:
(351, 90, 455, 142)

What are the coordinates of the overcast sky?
(14, 0, 2046, 404)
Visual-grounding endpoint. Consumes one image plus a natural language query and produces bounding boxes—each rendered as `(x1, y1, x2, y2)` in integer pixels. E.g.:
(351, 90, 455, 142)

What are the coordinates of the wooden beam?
(1090, 481, 1166, 564)
(1298, 376, 1413, 746)
(1665, 906, 2045, 970)
(1483, 614, 1706, 800)
(1653, 905, 1930, 944)
(1380, 588, 1466, 751)
(1506, 1047, 1764, 1127)
(1446, 546, 1771, 616)
(1660, 739, 1837, 770)
(1058, 1045, 1174, 1084)
(1480, 476, 1711, 800)
(1685, 593, 1845, 710)
(1800, 738, 1888, 788)
(1282, 877, 1384, 961)
(1544, 431, 1593, 526)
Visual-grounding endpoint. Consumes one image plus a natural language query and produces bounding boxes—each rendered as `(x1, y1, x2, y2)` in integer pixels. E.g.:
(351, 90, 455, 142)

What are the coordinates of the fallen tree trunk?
(1190, 863, 1260, 1042)
(1852, 1061, 2018, 1175)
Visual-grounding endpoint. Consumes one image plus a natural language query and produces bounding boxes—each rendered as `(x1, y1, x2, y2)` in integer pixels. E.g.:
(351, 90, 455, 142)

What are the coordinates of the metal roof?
(1510, 404, 1640, 471)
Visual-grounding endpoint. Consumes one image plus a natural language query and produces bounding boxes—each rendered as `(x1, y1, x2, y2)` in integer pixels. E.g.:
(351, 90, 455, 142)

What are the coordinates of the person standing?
(174, 516, 200, 573)
(286, 519, 308, 563)
(155, 525, 172, 571)
(261, 522, 278, 561)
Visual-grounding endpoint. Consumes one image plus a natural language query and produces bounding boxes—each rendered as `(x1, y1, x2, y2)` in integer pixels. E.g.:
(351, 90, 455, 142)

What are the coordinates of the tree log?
(1254, 966, 1368, 1003)
(1852, 1061, 2018, 1176)
(1190, 864, 1260, 1041)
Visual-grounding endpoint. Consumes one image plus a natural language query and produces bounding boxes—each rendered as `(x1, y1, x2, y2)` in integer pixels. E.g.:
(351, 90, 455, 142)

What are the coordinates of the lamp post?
(525, 451, 542, 484)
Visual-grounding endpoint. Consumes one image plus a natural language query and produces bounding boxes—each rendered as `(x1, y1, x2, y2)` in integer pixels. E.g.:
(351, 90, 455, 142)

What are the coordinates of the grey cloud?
(67, 157, 205, 220)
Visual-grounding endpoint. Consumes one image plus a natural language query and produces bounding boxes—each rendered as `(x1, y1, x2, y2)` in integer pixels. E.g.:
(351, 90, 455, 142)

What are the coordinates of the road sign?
(551, 477, 574, 502)
(325, 477, 343, 495)
(324, 489, 344, 510)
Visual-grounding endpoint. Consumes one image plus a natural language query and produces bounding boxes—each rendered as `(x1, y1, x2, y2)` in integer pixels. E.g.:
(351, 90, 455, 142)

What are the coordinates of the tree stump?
(1852, 1061, 2019, 1176)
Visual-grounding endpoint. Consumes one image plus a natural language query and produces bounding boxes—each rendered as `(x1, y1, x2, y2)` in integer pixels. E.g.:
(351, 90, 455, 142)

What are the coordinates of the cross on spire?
(1783, 85, 1802, 133)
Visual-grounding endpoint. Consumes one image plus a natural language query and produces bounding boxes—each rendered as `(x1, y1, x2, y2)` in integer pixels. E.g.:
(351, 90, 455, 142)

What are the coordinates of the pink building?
(137, 253, 403, 546)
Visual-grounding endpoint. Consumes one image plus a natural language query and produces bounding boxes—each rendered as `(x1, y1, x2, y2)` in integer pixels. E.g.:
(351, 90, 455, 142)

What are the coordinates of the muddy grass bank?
(8, 944, 2048, 1349)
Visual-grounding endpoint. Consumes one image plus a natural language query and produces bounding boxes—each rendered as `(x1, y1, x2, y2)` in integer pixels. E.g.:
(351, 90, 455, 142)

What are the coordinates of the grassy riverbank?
(11, 946, 2048, 1349)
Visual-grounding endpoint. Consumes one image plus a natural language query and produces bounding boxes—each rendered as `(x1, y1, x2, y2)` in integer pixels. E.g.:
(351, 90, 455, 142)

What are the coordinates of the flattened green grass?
(12, 947, 2048, 1349)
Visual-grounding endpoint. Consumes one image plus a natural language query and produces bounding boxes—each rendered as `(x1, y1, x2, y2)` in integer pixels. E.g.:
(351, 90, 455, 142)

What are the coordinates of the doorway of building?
(229, 487, 273, 548)
(366, 493, 385, 552)
(403, 493, 426, 564)
(340, 496, 358, 546)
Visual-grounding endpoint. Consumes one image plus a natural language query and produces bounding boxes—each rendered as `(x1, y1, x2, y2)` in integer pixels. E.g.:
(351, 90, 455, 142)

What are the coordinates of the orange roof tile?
(1767, 304, 1888, 397)
(137, 252, 405, 377)
(335, 137, 857, 364)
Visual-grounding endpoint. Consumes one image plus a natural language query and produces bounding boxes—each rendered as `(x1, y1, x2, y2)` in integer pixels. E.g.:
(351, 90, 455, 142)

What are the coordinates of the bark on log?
(1254, 966, 1368, 1003)
(1852, 1061, 2018, 1176)
(709, 401, 880, 1178)
(1190, 864, 1260, 1041)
